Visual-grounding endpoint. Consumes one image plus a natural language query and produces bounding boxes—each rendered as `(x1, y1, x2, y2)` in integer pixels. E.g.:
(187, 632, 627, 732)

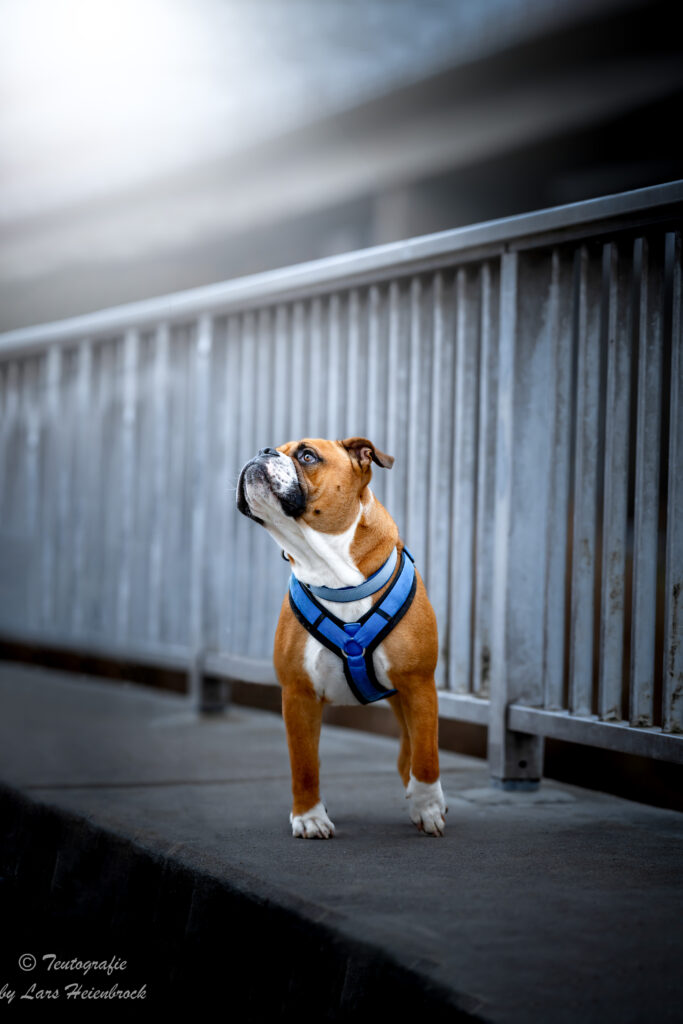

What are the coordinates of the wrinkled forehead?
(277, 438, 347, 465)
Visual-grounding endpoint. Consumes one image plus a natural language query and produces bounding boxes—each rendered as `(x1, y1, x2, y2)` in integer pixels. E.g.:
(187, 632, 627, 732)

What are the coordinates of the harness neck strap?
(302, 546, 398, 603)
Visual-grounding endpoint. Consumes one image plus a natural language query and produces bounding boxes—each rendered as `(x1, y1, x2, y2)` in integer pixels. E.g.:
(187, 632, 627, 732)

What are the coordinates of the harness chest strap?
(288, 547, 417, 705)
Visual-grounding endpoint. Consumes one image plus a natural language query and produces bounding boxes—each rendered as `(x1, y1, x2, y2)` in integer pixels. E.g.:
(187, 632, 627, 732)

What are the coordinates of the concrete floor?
(0, 661, 681, 1021)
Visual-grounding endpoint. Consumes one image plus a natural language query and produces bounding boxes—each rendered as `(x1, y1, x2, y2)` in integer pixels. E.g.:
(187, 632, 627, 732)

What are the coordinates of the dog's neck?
(266, 487, 398, 590)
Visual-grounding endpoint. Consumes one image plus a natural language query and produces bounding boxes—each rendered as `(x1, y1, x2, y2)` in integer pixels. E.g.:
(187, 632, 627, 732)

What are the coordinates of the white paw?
(290, 800, 335, 839)
(406, 776, 447, 836)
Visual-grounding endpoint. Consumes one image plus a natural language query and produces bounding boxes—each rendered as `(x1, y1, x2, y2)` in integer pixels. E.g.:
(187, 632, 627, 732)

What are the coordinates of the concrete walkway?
(0, 661, 681, 1021)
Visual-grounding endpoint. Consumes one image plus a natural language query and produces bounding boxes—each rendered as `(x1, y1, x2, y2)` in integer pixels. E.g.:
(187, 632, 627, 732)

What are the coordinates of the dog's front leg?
(281, 686, 335, 839)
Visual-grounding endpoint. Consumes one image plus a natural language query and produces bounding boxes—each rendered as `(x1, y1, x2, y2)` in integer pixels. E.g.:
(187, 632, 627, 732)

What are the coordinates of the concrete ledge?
(0, 785, 478, 1019)
(1, 662, 682, 1022)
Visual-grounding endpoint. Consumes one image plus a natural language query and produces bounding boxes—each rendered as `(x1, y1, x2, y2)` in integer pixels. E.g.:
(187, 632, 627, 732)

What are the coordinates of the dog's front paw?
(290, 800, 335, 839)
(406, 776, 447, 836)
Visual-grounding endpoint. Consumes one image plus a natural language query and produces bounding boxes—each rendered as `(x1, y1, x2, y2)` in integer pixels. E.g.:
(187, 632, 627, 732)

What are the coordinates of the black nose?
(259, 447, 279, 458)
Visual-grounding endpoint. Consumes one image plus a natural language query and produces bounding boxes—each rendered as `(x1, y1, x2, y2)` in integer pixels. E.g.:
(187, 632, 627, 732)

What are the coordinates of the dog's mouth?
(236, 462, 265, 524)
(237, 454, 306, 525)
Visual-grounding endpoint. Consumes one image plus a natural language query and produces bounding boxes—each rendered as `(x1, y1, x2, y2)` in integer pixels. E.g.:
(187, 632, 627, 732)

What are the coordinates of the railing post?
(189, 314, 228, 713)
(488, 251, 544, 789)
(116, 328, 139, 641)
(630, 236, 664, 727)
(148, 323, 169, 645)
(663, 232, 683, 734)
(449, 268, 478, 693)
(72, 338, 92, 636)
(473, 261, 499, 699)
(39, 348, 60, 630)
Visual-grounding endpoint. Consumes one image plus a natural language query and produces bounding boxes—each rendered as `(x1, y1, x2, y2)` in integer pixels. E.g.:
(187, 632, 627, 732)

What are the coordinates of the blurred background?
(1, 0, 682, 817)
(2, 0, 682, 333)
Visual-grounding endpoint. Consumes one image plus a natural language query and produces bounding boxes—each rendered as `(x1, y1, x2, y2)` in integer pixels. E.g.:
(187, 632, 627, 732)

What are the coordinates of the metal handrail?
(2, 180, 681, 356)
(1, 181, 681, 779)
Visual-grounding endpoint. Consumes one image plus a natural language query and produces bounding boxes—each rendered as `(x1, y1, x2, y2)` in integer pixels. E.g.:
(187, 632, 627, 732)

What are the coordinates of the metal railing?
(1, 181, 681, 780)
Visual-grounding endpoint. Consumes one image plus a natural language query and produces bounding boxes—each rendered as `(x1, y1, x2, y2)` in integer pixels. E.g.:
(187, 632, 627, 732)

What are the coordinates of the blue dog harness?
(288, 546, 417, 705)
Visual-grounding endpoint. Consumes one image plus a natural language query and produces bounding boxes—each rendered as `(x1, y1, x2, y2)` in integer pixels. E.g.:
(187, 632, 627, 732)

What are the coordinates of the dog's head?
(236, 436, 393, 535)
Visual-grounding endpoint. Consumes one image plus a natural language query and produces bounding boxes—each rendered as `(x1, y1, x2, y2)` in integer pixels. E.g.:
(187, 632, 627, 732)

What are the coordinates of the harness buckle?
(342, 622, 364, 658)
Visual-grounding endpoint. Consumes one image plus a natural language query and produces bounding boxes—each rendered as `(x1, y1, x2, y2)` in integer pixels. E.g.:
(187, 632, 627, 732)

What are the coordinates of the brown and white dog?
(237, 437, 446, 838)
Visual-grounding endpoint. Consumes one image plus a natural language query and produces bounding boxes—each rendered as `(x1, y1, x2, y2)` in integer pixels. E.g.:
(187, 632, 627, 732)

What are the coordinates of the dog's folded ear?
(341, 437, 395, 470)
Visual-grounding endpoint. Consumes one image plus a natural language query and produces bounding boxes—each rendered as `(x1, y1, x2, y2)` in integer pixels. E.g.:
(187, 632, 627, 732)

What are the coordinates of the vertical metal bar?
(663, 232, 683, 733)
(0, 362, 21, 629)
(426, 273, 451, 688)
(190, 315, 212, 652)
(204, 313, 226, 659)
(488, 252, 544, 786)
(88, 343, 107, 637)
(116, 329, 139, 641)
(63, 350, 80, 636)
(258, 304, 291, 654)
(0, 364, 20, 509)
(385, 281, 401, 519)
(346, 289, 360, 432)
(272, 305, 289, 444)
(543, 249, 575, 709)
(40, 348, 60, 630)
(71, 339, 92, 635)
(232, 314, 249, 655)
(630, 237, 664, 726)
(473, 261, 498, 698)
(0, 363, 11, 528)
(164, 333, 185, 645)
(598, 244, 632, 720)
(0, 363, 10, 508)
(326, 294, 341, 437)
(426, 273, 443, 589)
(309, 298, 323, 436)
(135, 336, 153, 644)
(448, 269, 477, 693)
(489, 252, 517, 774)
(366, 285, 381, 456)
(241, 307, 260, 655)
(148, 323, 169, 644)
(56, 352, 75, 636)
(24, 361, 40, 539)
(237, 311, 257, 654)
(252, 308, 276, 656)
(290, 301, 305, 441)
(406, 277, 424, 561)
(224, 316, 242, 652)
(0, 363, 4, 522)
(5, 363, 27, 624)
(507, 253, 558, 713)
(20, 359, 40, 629)
(569, 246, 602, 716)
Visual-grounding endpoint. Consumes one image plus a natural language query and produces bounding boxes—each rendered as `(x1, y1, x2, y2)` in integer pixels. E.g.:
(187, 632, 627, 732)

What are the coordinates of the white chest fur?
(256, 479, 394, 706)
(295, 504, 394, 706)
(303, 597, 393, 706)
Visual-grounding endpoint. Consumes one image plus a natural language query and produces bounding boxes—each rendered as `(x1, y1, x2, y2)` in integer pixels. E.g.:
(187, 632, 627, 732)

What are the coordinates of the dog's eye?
(299, 449, 317, 464)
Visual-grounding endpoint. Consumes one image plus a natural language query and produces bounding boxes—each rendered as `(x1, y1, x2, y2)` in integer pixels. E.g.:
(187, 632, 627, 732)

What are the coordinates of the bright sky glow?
(0, 0, 214, 217)
(0, 0, 630, 223)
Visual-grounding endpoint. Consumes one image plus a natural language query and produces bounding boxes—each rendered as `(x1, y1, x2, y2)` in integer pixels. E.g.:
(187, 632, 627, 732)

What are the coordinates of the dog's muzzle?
(236, 449, 305, 525)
